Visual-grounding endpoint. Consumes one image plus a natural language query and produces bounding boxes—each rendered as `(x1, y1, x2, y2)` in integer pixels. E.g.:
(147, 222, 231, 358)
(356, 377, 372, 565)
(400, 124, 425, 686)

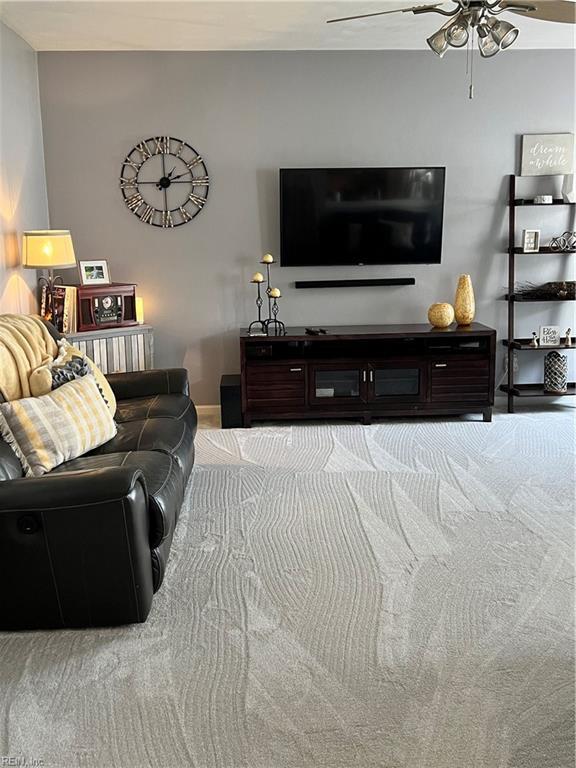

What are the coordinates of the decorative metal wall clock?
(119, 136, 209, 227)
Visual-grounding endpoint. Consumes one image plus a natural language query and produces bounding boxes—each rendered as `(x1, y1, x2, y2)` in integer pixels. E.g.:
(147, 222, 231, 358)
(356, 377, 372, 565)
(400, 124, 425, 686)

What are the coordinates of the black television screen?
(280, 167, 445, 267)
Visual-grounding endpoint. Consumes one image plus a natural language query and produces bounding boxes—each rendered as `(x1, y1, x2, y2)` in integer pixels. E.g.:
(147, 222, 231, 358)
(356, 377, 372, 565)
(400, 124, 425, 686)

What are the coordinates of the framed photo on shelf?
(78, 260, 111, 286)
(522, 229, 540, 253)
(539, 325, 561, 347)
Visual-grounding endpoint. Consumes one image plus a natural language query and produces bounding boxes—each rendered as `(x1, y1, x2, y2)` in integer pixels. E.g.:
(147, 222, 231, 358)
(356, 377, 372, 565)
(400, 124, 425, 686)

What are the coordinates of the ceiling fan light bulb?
(445, 13, 470, 48)
(447, 24, 469, 47)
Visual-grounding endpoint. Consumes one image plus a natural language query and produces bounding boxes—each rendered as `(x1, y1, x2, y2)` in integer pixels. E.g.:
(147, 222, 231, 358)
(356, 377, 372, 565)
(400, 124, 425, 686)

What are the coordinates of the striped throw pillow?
(0, 374, 117, 477)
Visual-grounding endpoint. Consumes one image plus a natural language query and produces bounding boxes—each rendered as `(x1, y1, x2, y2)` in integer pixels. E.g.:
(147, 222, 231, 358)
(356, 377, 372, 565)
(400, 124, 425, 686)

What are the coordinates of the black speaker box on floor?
(220, 374, 242, 428)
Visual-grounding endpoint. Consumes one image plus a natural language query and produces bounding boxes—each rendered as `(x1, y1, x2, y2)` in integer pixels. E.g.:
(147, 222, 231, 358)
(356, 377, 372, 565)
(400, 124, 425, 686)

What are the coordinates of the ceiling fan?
(327, 0, 575, 96)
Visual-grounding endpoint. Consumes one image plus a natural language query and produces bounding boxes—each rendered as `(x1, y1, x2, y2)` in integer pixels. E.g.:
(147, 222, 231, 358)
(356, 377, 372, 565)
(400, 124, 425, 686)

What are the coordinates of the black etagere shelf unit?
(501, 174, 576, 413)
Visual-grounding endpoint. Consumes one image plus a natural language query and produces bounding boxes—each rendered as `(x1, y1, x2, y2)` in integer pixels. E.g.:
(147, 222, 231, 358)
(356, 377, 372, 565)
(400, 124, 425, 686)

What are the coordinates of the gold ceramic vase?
(454, 274, 475, 325)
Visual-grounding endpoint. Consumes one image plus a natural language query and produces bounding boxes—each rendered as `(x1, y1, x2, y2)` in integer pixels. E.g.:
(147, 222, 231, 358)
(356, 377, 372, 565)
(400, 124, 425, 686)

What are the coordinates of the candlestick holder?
(260, 253, 274, 322)
(263, 288, 286, 336)
(248, 273, 267, 335)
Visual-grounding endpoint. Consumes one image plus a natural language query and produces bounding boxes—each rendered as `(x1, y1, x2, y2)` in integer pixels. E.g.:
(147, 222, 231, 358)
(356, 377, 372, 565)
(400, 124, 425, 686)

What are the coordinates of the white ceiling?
(1, 0, 574, 51)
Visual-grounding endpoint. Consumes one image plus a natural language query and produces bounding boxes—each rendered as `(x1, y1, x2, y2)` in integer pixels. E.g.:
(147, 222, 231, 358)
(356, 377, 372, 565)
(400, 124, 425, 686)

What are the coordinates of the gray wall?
(0, 22, 49, 313)
(38, 50, 575, 404)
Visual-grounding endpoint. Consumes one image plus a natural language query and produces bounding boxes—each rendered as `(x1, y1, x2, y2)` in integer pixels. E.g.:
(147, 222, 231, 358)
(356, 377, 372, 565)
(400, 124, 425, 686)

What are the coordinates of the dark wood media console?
(240, 323, 496, 426)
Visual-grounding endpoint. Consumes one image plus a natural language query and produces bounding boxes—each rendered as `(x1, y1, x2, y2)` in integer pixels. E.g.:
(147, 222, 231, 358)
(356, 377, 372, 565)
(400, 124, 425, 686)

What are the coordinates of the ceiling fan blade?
(501, 0, 576, 23)
(494, 3, 537, 12)
(326, 4, 445, 24)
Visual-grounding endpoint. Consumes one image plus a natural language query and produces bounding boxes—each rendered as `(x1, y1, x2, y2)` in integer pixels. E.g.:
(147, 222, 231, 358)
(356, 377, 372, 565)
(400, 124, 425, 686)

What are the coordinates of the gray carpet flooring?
(1, 411, 574, 768)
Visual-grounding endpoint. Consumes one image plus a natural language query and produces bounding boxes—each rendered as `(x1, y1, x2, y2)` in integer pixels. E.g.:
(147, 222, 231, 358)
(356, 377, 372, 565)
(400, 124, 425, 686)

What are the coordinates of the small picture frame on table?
(522, 229, 540, 253)
(78, 260, 111, 286)
(539, 325, 561, 347)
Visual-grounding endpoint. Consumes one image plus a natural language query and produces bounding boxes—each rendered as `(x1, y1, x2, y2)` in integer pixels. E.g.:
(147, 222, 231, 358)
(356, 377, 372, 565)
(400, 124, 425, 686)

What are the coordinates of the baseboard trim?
(196, 405, 220, 417)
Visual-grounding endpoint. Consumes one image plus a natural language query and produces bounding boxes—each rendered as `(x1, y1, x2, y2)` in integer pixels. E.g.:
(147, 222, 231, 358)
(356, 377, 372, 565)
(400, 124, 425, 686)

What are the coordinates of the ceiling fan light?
(491, 19, 519, 49)
(427, 27, 449, 57)
(478, 31, 500, 57)
(445, 16, 470, 48)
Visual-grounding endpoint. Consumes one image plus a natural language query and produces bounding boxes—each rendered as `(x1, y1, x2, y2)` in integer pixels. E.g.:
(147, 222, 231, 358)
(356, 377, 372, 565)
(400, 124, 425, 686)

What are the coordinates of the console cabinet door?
(245, 363, 306, 411)
(309, 364, 367, 406)
(367, 361, 428, 404)
(430, 357, 491, 403)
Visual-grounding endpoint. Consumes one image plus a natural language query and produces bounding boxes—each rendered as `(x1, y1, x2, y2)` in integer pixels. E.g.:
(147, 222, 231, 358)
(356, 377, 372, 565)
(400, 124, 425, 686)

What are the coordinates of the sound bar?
(294, 278, 415, 289)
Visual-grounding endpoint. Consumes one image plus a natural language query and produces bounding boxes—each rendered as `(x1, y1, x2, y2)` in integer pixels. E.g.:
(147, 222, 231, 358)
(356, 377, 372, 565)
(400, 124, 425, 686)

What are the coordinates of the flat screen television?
(280, 167, 446, 267)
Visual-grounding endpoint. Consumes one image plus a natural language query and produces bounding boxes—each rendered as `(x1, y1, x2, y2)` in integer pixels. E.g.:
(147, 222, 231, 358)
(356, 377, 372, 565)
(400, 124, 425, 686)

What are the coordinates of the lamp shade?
(427, 27, 449, 57)
(478, 32, 500, 57)
(22, 230, 76, 269)
(490, 19, 519, 49)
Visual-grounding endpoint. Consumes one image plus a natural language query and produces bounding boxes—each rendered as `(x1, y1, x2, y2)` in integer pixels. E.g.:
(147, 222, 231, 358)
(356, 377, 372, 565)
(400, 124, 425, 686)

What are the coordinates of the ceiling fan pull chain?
(469, 27, 476, 99)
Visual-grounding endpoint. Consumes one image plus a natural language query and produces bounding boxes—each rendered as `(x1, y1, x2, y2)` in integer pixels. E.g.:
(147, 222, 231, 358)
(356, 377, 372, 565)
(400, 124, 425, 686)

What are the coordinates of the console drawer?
(246, 364, 305, 382)
(431, 358, 489, 373)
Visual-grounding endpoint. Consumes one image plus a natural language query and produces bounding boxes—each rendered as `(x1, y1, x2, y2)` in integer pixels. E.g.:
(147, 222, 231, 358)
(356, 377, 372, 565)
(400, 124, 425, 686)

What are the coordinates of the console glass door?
(310, 365, 365, 405)
(370, 363, 426, 402)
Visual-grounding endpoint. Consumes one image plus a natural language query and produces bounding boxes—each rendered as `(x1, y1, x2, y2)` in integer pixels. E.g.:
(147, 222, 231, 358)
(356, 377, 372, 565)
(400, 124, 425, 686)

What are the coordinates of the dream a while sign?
(521, 133, 575, 176)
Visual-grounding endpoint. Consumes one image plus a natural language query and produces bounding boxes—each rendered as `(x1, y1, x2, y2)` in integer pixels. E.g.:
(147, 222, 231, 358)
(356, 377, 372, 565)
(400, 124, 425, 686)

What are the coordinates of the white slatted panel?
(131, 334, 139, 371)
(66, 328, 153, 373)
(119, 337, 127, 372)
(92, 339, 101, 369)
(137, 333, 145, 370)
(112, 337, 121, 373)
(98, 339, 108, 373)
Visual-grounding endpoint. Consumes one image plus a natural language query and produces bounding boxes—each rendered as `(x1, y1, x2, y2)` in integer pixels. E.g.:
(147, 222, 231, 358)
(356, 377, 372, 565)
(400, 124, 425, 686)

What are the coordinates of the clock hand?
(156, 166, 179, 189)
(156, 152, 167, 190)
(168, 169, 192, 182)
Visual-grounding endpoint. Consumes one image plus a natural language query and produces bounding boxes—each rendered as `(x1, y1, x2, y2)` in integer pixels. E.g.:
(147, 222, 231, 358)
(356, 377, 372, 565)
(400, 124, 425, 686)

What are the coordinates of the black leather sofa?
(0, 367, 197, 631)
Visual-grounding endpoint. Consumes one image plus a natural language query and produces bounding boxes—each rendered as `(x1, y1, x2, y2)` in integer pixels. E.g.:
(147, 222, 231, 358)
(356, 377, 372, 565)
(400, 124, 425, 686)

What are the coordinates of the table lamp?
(22, 230, 76, 326)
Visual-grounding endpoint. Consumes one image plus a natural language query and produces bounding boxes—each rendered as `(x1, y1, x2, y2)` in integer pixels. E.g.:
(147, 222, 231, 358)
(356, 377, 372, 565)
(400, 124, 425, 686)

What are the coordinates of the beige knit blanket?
(0, 315, 58, 401)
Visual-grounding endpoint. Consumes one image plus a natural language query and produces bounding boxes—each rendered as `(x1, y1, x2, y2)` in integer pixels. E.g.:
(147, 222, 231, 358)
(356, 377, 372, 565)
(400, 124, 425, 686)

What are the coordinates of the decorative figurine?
(565, 328, 572, 347)
(248, 272, 267, 335)
(549, 232, 576, 252)
(264, 287, 286, 336)
(530, 332, 539, 348)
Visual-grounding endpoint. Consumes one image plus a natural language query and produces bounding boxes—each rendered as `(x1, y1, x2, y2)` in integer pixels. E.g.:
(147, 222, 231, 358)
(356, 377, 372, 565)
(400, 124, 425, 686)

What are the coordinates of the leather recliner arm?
(0, 466, 145, 510)
(106, 368, 190, 400)
(0, 467, 154, 630)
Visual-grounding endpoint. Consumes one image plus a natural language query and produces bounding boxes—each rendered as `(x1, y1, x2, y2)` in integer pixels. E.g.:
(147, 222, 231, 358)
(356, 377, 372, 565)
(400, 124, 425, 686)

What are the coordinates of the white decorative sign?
(539, 325, 561, 347)
(521, 133, 574, 176)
